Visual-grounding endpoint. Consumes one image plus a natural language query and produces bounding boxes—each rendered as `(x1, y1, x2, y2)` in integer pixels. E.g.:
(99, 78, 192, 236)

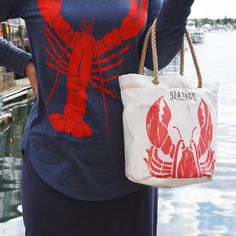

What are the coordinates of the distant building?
(0, 19, 30, 51)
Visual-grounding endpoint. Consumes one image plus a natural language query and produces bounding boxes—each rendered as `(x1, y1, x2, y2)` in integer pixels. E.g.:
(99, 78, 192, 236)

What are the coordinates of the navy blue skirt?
(21, 154, 158, 236)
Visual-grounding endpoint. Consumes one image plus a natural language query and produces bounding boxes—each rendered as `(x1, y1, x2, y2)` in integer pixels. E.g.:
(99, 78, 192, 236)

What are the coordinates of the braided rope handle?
(139, 18, 203, 88)
(138, 19, 159, 84)
(180, 42, 185, 76)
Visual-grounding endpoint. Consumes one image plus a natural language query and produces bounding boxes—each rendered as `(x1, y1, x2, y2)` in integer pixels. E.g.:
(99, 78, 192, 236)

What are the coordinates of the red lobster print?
(144, 96, 215, 178)
(38, 0, 148, 138)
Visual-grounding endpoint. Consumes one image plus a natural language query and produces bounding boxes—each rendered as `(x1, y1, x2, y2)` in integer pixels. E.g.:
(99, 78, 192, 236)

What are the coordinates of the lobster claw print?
(144, 96, 215, 179)
(38, 0, 148, 138)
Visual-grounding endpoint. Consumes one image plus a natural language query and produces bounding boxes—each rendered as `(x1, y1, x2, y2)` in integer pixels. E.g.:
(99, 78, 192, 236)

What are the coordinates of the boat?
(187, 19, 205, 43)
(189, 29, 205, 43)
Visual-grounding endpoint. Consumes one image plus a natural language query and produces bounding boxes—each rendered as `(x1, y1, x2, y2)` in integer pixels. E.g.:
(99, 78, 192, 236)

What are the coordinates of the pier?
(0, 77, 32, 125)
(0, 19, 32, 126)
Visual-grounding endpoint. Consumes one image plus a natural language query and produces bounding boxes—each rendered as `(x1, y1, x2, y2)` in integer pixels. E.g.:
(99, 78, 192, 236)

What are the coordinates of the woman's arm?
(139, 0, 194, 70)
(0, 38, 32, 76)
(0, 0, 32, 76)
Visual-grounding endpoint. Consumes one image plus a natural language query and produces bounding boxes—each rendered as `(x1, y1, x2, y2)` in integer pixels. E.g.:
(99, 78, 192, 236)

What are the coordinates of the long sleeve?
(139, 0, 194, 71)
(0, 0, 32, 76)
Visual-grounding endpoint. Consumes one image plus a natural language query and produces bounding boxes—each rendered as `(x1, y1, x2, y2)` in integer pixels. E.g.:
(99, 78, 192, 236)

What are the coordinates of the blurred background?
(0, 0, 235, 235)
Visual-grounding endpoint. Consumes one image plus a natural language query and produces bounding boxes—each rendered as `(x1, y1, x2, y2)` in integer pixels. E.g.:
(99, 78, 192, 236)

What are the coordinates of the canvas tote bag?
(118, 19, 219, 188)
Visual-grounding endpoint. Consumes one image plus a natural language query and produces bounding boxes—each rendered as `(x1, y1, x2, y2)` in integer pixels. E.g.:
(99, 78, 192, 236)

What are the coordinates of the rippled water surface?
(0, 32, 235, 236)
(158, 32, 236, 236)
(0, 100, 32, 235)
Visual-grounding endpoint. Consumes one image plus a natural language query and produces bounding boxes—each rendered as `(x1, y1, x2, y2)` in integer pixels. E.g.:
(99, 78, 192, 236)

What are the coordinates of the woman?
(0, 0, 194, 235)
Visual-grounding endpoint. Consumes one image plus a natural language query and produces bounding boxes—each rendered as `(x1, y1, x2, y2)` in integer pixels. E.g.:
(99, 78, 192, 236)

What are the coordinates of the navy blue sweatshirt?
(0, 0, 194, 201)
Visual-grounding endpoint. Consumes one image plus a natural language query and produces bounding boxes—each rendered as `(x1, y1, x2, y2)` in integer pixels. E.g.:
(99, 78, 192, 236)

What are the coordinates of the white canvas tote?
(119, 19, 219, 188)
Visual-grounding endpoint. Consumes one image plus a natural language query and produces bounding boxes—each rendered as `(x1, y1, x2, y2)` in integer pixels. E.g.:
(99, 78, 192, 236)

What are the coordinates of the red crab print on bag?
(38, 0, 148, 138)
(144, 96, 215, 179)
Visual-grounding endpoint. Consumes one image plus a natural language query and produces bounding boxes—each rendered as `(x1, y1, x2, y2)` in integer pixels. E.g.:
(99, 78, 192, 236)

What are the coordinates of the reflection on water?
(158, 32, 236, 236)
(0, 32, 235, 236)
(0, 100, 32, 235)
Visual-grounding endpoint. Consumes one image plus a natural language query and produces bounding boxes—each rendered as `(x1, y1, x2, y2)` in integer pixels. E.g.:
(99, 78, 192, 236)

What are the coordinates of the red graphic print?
(144, 96, 215, 178)
(38, 0, 148, 137)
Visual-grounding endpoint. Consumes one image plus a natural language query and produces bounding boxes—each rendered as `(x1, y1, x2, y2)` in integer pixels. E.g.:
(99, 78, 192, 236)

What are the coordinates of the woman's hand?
(25, 60, 38, 100)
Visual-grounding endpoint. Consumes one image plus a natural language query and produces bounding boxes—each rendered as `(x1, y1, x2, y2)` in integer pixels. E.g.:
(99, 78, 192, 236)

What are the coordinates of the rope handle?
(138, 18, 203, 88)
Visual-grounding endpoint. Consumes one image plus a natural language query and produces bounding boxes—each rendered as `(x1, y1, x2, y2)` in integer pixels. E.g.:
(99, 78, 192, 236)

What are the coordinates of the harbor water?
(0, 31, 235, 235)
(158, 31, 236, 236)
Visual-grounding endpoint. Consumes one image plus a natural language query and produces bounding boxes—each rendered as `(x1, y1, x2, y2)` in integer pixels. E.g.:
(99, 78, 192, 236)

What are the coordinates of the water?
(0, 100, 32, 236)
(0, 32, 235, 235)
(158, 32, 236, 236)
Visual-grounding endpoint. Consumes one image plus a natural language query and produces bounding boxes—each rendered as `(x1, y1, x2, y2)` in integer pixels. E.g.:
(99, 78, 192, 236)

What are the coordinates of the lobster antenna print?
(44, 24, 73, 107)
(38, 0, 148, 138)
(144, 97, 215, 178)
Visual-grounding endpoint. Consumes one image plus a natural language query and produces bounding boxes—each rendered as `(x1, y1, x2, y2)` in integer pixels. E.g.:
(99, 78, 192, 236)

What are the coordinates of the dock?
(0, 78, 33, 125)
(0, 78, 32, 104)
